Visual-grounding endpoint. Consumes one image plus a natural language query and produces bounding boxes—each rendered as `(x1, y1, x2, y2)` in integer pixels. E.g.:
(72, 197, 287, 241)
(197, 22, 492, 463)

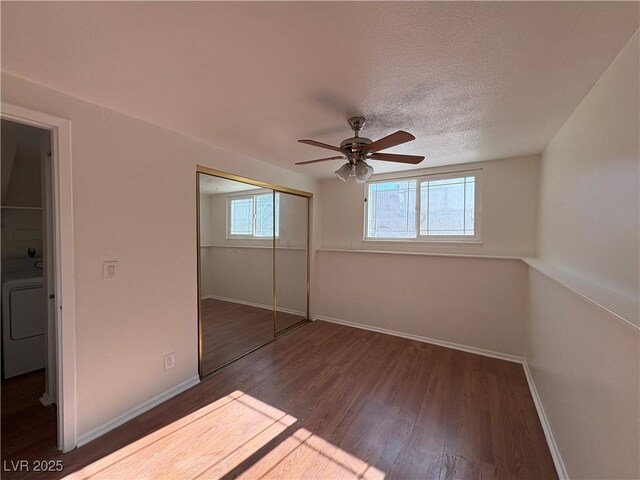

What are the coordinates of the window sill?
(202, 244, 305, 250)
(317, 248, 519, 260)
(225, 237, 280, 241)
(362, 238, 483, 245)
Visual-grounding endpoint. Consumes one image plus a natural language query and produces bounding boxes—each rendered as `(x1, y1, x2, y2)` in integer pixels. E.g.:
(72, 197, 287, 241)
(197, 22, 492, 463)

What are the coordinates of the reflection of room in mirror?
(275, 192, 308, 333)
(198, 173, 308, 374)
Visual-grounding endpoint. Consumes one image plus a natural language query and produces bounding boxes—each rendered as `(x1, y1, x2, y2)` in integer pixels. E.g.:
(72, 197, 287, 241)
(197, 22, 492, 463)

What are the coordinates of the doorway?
(0, 103, 76, 454)
(1, 119, 59, 461)
(196, 167, 311, 376)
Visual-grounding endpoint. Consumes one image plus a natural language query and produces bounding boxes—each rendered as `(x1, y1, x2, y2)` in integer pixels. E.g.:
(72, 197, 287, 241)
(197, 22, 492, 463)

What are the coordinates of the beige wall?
(1, 72, 318, 439)
(314, 155, 540, 357)
(317, 251, 528, 356)
(538, 34, 640, 300)
(527, 270, 639, 479)
(319, 155, 540, 257)
(528, 32, 640, 479)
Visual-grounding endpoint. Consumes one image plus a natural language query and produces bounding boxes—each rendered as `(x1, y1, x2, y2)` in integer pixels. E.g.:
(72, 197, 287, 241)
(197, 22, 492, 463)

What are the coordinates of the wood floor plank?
(440, 353, 485, 480)
(201, 298, 305, 373)
(387, 347, 449, 480)
(2, 321, 558, 480)
(1, 370, 57, 462)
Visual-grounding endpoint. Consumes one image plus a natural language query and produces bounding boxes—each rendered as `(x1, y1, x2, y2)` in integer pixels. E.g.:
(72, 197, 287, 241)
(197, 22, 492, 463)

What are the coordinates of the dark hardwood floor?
(1, 370, 57, 463)
(2, 321, 557, 480)
(201, 298, 305, 373)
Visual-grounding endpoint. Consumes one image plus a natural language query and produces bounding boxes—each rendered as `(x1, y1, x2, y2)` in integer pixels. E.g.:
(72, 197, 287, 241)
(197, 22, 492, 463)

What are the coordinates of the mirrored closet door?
(275, 192, 308, 334)
(197, 168, 310, 376)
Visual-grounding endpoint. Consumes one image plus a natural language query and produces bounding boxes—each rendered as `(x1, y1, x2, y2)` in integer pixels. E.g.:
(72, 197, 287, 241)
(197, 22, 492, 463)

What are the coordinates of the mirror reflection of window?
(228, 193, 280, 238)
(229, 197, 253, 236)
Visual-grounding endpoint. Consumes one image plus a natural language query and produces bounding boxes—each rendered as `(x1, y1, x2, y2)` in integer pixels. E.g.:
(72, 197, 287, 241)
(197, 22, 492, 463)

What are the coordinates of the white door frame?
(1, 102, 77, 452)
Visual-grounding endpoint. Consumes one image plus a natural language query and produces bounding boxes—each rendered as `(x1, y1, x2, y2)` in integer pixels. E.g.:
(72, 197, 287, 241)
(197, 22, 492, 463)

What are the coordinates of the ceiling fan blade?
(295, 156, 345, 165)
(298, 139, 344, 153)
(362, 131, 415, 153)
(368, 152, 425, 164)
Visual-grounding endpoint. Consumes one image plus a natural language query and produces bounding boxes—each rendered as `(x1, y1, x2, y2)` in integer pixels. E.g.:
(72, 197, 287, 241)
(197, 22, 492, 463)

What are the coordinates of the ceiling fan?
(295, 117, 425, 182)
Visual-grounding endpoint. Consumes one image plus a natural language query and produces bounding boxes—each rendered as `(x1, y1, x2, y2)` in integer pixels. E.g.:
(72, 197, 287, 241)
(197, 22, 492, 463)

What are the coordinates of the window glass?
(422, 177, 466, 235)
(367, 172, 479, 240)
(367, 180, 417, 238)
(464, 178, 475, 235)
(255, 193, 280, 238)
(230, 197, 253, 235)
(229, 192, 279, 238)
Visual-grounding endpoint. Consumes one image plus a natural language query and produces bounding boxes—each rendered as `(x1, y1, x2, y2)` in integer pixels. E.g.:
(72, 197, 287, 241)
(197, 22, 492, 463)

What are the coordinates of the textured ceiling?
(2, 2, 638, 177)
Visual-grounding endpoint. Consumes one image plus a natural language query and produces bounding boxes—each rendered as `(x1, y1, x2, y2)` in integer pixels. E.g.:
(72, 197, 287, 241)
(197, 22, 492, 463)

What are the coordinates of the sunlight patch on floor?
(236, 428, 385, 480)
(62, 391, 385, 479)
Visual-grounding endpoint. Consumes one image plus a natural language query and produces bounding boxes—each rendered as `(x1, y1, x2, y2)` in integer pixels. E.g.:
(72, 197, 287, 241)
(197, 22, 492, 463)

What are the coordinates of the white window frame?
(363, 169, 483, 243)
(226, 191, 280, 239)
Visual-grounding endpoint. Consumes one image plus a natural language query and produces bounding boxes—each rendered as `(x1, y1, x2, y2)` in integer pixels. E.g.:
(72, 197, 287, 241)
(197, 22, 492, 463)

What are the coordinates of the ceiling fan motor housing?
(343, 116, 371, 161)
(340, 136, 372, 160)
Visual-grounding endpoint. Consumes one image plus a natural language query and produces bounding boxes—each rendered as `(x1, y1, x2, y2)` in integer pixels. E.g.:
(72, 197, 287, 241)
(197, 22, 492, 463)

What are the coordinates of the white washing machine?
(2, 268, 46, 379)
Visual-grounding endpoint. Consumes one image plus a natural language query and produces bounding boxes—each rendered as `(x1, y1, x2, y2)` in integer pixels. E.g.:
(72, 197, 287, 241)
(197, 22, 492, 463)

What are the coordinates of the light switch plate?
(103, 261, 118, 280)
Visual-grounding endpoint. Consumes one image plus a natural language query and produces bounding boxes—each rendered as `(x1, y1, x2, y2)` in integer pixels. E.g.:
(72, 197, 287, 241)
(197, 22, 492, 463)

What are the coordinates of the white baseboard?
(202, 294, 306, 317)
(314, 314, 567, 478)
(76, 375, 200, 448)
(314, 314, 523, 363)
(522, 361, 568, 479)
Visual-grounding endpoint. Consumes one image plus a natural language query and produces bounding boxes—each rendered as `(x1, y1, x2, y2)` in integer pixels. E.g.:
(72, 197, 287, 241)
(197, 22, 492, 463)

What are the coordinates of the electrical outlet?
(164, 353, 175, 371)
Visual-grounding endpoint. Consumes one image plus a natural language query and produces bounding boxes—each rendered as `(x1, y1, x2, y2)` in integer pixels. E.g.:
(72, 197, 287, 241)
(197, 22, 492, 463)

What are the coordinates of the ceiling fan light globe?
(356, 161, 374, 182)
(365, 163, 374, 179)
(335, 163, 352, 182)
